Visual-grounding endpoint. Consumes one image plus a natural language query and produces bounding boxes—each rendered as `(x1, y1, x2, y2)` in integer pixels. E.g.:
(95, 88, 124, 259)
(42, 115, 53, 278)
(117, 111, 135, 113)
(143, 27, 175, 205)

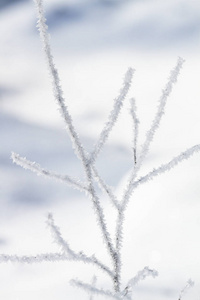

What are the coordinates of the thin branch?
(83, 165, 119, 292)
(130, 98, 139, 165)
(0, 253, 71, 263)
(128, 266, 158, 288)
(114, 98, 141, 291)
(92, 166, 120, 210)
(11, 152, 88, 193)
(115, 93, 139, 289)
(47, 213, 114, 278)
(179, 279, 194, 300)
(89, 276, 97, 300)
(71, 279, 121, 300)
(34, 0, 88, 170)
(122, 267, 158, 298)
(89, 68, 134, 165)
(47, 213, 75, 257)
(114, 210, 124, 292)
(138, 57, 185, 169)
(88, 178, 117, 262)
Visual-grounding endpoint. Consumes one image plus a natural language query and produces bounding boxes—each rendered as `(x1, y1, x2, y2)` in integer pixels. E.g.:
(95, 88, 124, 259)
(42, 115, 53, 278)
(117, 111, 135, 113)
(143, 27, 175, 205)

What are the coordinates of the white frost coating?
(71, 279, 122, 300)
(34, 0, 88, 170)
(179, 279, 194, 300)
(89, 68, 135, 165)
(11, 152, 88, 192)
(130, 98, 139, 165)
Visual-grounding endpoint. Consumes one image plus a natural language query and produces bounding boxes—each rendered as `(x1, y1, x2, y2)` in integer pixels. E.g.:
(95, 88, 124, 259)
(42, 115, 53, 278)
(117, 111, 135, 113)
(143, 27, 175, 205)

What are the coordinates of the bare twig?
(179, 279, 194, 300)
(0, 253, 72, 263)
(34, 0, 88, 170)
(92, 166, 120, 210)
(130, 98, 139, 165)
(71, 279, 121, 300)
(89, 68, 134, 165)
(12, 152, 88, 193)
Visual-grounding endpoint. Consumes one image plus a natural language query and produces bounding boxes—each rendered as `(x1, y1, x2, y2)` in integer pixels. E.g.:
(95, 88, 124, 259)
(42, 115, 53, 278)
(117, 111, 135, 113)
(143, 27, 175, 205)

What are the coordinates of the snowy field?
(0, 0, 200, 299)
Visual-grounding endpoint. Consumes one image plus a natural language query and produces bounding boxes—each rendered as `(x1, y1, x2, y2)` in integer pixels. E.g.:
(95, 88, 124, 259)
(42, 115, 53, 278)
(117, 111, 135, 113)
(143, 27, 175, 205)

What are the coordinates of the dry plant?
(0, 0, 199, 299)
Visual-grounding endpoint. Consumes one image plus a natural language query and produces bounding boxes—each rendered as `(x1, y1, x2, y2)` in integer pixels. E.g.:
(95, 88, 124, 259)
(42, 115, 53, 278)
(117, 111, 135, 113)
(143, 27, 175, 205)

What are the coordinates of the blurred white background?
(0, 0, 200, 299)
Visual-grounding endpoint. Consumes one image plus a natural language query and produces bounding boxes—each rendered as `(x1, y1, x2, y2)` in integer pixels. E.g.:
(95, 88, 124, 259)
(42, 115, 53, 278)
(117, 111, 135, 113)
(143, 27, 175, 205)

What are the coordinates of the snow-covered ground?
(0, 0, 200, 299)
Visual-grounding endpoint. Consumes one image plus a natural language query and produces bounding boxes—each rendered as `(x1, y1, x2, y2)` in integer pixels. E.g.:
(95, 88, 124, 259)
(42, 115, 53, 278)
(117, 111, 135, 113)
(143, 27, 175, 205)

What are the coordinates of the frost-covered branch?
(122, 57, 185, 208)
(129, 144, 200, 199)
(89, 68, 134, 165)
(34, 0, 88, 171)
(121, 267, 158, 298)
(138, 57, 185, 168)
(130, 98, 139, 165)
(114, 97, 140, 290)
(178, 279, 194, 300)
(47, 213, 75, 256)
(47, 213, 114, 278)
(88, 181, 117, 263)
(92, 166, 120, 210)
(84, 166, 120, 291)
(89, 276, 97, 300)
(11, 152, 88, 193)
(114, 210, 123, 291)
(71, 279, 122, 300)
(0, 253, 71, 263)
(128, 266, 158, 288)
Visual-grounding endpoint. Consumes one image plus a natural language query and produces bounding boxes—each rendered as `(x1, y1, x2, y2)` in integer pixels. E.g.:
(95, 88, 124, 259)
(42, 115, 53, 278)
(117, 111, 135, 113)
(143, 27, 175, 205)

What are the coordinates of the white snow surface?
(0, 0, 200, 299)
